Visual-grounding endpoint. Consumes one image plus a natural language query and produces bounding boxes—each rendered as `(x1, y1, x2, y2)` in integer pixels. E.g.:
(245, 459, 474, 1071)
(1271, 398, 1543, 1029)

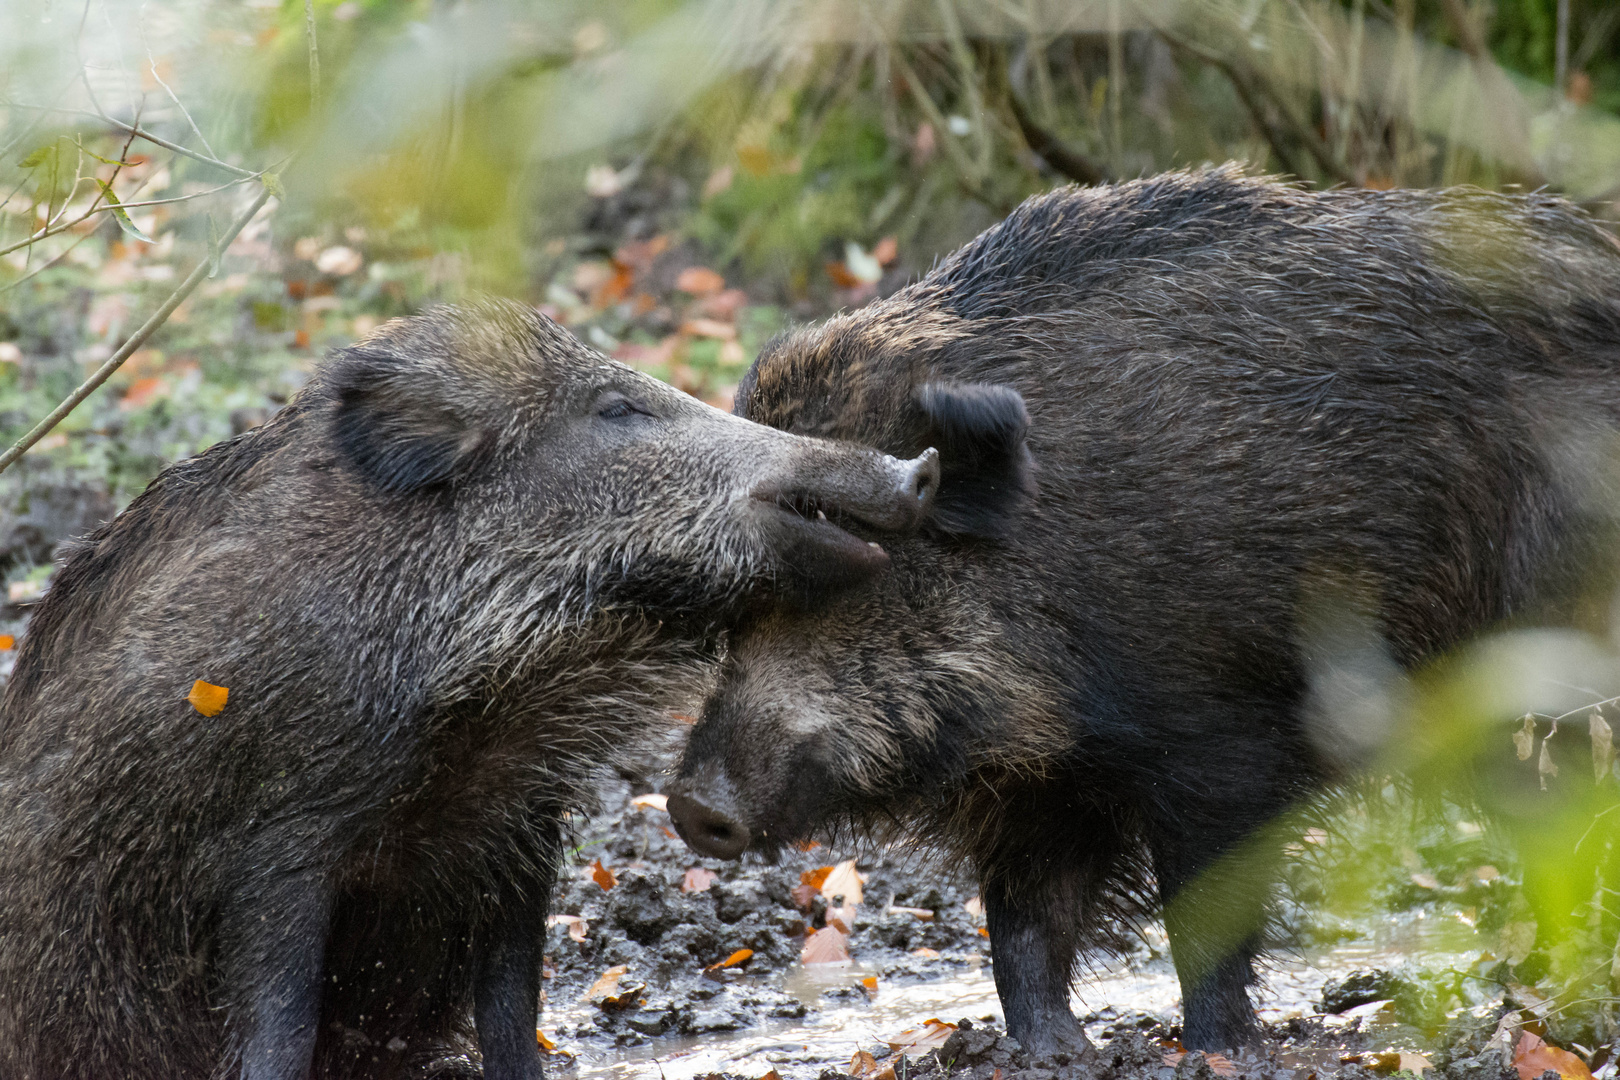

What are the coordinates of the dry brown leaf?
(850, 1050, 881, 1077)
(1162, 1052, 1239, 1077)
(793, 866, 835, 909)
(758, 1071, 783, 1080)
(187, 679, 229, 717)
(631, 793, 669, 812)
(1514, 1033, 1591, 1080)
(889, 906, 934, 921)
(0, 634, 14, 650)
(795, 838, 821, 852)
(1592, 710, 1613, 782)
(963, 896, 985, 918)
(873, 235, 899, 266)
(590, 859, 616, 891)
(885, 1019, 956, 1056)
(547, 914, 588, 942)
(536, 1028, 572, 1057)
(911, 947, 940, 958)
(1515, 715, 1536, 760)
(683, 867, 718, 893)
(1539, 740, 1559, 790)
(705, 948, 753, 972)
(680, 317, 736, 340)
(800, 926, 850, 964)
(581, 964, 627, 1003)
(676, 266, 726, 296)
(821, 859, 866, 906)
(825, 261, 862, 288)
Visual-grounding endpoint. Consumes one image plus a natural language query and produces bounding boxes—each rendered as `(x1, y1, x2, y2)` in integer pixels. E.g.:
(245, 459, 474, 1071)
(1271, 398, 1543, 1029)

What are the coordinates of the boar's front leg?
(981, 862, 1094, 1060)
(472, 872, 553, 1080)
(230, 868, 332, 1080)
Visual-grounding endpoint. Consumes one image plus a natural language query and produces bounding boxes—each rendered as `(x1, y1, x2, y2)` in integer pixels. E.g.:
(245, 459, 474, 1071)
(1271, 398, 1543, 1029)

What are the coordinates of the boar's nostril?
(666, 792, 751, 860)
(905, 448, 941, 512)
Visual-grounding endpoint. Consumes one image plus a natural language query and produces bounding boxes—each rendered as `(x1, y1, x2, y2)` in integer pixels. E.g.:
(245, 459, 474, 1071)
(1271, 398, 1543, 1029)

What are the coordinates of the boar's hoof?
(667, 792, 751, 859)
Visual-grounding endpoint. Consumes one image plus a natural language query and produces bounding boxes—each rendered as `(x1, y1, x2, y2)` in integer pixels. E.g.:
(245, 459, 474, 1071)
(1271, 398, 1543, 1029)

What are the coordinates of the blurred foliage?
(3, 0, 1620, 1055)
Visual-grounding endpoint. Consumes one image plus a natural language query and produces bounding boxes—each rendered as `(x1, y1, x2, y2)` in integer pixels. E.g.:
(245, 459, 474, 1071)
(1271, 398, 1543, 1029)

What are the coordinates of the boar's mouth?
(750, 488, 895, 573)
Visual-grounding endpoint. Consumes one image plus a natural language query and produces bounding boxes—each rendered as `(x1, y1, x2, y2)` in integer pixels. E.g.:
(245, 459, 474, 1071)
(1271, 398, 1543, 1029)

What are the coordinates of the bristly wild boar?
(0, 300, 937, 1080)
(667, 168, 1620, 1055)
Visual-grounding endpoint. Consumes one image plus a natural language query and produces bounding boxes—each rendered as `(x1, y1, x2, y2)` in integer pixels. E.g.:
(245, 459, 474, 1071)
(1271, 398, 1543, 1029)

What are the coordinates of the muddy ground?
(536, 776, 1535, 1080)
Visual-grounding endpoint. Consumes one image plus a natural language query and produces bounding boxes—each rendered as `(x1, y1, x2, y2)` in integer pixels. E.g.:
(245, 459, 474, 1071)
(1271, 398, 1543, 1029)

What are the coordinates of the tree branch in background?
(1005, 84, 1108, 186)
(0, 184, 274, 475)
(304, 0, 321, 113)
(1159, 29, 1357, 187)
(1434, 0, 1551, 187)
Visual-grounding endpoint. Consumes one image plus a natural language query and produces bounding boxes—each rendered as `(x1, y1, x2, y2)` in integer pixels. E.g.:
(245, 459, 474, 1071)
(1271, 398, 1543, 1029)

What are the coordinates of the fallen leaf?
(584, 163, 625, 198)
(702, 165, 734, 198)
(631, 793, 668, 812)
(542, 957, 555, 979)
(820, 859, 866, 906)
(0, 635, 13, 650)
(911, 947, 940, 958)
(683, 867, 718, 893)
(315, 245, 362, 276)
(963, 896, 985, 918)
(536, 1029, 558, 1051)
(890, 906, 934, 921)
(1515, 715, 1536, 760)
(1592, 710, 1613, 782)
(1163, 1052, 1240, 1077)
(1410, 872, 1440, 889)
(978, 927, 990, 937)
(660, 826, 679, 840)
(592, 264, 634, 307)
(294, 329, 310, 349)
(793, 866, 835, 909)
(861, 975, 879, 997)
(801, 925, 850, 964)
(873, 235, 899, 266)
(120, 375, 167, 410)
(581, 964, 628, 1003)
(758, 1071, 782, 1080)
(614, 235, 669, 272)
(590, 859, 616, 891)
(885, 1019, 956, 1056)
(706, 948, 753, 972)
(1514, 1033, 1590, 1080)
(676, 266, 725, 295)
(547, 914, 588, 942)
(187, 680, 229, 717)
(825, 261, 862, 288)
(842, 241, 883, 284)
(795, 838, 820, 852)
(1473, 865, 1501, 882)
(850, 1050, 882, 1077)
(680, 317, 736, 340)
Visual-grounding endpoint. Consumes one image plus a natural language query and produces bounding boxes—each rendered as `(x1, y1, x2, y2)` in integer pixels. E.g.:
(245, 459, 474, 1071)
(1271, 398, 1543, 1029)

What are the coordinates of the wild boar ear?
(329, 347, 487, 495)
(912, 382, 1036, 538)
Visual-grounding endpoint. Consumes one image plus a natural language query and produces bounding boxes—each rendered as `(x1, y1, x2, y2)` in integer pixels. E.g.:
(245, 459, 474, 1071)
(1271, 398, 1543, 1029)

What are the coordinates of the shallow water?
(552, 908, 1486, 1080)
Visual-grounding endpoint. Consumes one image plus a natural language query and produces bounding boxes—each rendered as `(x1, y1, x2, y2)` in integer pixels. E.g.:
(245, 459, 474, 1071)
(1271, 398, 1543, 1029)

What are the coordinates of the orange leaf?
(911, 947, 939, 958)
(795, 838, 820, 852)
(660, 826, 679, 840)
(0, 635, 13, 651)
(547, 914, 588, 942)
(631, 793, 668, 812)
(294, 328, 310, 349)
(187, 680, 229, 717)
(861, 975, 879, 997)
(825, 261, 861, 288)
(676, 266, 725, 295)
(884, 1019, 956, 1056)
(120, 376, 167, 410)
(1515, 1032, 1592, 1080)
(590, 859, 616, 891)
(800, 925, 850, 964)
(705, 948, 753, 972)
(978, 927, 989, 937)
(1163, 1052, 1240, 1077)
(581, 964, 627, 1003)
(873, 235, 899, 266)
(536, 1028, 557, 1051)
(683, 867, 718, 893)
(680, 317, 736, 340)
(850, 1050, 881, 1077)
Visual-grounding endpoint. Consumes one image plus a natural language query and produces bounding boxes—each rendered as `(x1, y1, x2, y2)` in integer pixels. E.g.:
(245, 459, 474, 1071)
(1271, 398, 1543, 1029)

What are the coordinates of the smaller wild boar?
(0, 300, 938, 1080)
(667, 169, 1620, 1056)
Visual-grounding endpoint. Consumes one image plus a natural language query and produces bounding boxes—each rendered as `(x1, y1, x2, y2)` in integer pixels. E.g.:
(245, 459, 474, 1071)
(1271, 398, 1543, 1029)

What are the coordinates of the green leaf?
(261, 172, 284, 199)
(18, 145, 53, 169)
(84, 149, 137, 168)
(96, 181, 155, 244)
(206, 213, 223, 277)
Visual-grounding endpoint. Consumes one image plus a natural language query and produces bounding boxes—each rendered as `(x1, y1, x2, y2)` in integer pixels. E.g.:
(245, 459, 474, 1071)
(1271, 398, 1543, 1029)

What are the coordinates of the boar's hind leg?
(230, 868, 333, 1080)
(472, 871, 553, 1080)
(981, 861, 1096, 1061)
(1149, 812, 1284, 1053)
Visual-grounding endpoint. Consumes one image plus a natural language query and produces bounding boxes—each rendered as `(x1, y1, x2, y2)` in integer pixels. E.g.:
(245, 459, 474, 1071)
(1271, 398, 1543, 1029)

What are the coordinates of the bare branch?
(305, 0, 322, 113)
(1003, 67, 1108, 185)
(0, 184, 274, 475)
(0, 171, 255, 261)
(3, 102, 258, 180)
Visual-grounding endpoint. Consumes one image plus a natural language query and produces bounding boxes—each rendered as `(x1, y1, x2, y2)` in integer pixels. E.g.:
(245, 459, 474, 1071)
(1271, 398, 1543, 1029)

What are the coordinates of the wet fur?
(680, 168, 1620, 1052)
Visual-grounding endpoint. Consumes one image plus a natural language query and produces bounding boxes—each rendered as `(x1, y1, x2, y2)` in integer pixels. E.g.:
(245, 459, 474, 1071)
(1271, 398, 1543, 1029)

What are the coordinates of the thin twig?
(0, 184, 274, 475)
(305, 0, 321, 113)
(0, 164, 257, 261)
(143, 36, 217, 158)
(0, 230, 97, 294)
(3, 102, 257, 179)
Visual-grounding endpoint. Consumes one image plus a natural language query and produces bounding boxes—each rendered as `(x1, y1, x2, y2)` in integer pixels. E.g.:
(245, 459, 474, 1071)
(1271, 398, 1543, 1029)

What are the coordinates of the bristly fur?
(0, 299, 927, 1079)
(674, 167, 1620, 1053)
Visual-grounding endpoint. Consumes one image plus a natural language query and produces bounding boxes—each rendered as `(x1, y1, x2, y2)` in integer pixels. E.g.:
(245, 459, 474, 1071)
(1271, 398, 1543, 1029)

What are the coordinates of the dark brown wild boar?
(667, 168, 1620, 1056)
(0, 299, 938, 1080)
